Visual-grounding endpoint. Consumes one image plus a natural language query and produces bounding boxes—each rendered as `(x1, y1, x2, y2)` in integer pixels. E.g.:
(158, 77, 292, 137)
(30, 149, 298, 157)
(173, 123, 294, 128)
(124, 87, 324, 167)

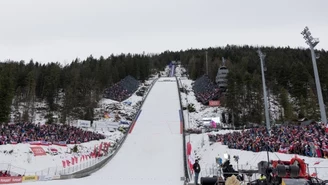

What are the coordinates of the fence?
(175, 76, 190, 183)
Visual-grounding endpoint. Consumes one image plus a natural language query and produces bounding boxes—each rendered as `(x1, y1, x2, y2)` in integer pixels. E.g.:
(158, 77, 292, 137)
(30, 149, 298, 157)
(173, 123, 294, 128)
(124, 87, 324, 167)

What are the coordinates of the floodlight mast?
(258, 49, 271, 135)
(301, 26, 327, 126)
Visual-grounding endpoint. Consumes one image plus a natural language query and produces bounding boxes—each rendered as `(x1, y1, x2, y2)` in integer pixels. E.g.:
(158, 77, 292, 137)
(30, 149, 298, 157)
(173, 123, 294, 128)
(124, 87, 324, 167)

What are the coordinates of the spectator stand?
(193, 75, 220, 105)
(0, 122, 105, 145)
(212, 123, 328, 159)
(103, 75, 140, 102)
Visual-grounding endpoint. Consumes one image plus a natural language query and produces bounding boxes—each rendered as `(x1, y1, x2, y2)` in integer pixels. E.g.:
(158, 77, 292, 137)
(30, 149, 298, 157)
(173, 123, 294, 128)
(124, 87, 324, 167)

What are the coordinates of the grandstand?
(0, 122, 105, 145)
(103, 75, 140, 102)
(212, 123, 328, 158)
(193, 75, 220, 105)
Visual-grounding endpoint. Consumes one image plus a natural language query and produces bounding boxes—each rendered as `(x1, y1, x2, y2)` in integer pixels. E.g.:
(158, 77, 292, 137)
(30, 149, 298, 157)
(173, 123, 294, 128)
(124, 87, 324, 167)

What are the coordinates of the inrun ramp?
(29, 77, 184, 185)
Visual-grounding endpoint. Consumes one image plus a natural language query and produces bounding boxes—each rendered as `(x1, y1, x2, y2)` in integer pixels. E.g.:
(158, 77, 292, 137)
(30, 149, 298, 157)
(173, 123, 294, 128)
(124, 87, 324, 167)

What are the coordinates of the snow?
(6, 65, 328, 184)
(188, 131, 328, 180)
(0, 139, 116, 176)
(1, 77, 160, 178)
(174, 66, 328, 182)
(177, 76, 226, 129)
(24, 77, 184, 185)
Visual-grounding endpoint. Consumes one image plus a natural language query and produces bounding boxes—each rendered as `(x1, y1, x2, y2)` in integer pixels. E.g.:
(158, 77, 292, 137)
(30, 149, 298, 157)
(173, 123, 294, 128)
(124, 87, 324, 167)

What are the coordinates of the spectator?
(193, 159, 201, 185)
(211, 123, 328, 158)
(0, 122, 105, 145)
(103, 76, 140, 102)
(193, 75, 220, 105)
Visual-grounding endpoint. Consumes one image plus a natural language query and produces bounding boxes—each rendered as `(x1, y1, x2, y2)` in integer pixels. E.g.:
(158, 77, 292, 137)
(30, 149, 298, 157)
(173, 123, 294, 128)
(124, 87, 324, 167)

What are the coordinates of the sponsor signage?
(52, 175, 60, 180)
(30, 147, 46, 156)
(22, 176, 38, 182)
(77, 120, 91, 128)
(0, 177, 22, 184)
(38, 175, 52, 181)
(93, 121, 119, 129)
(209, 100, 220, 107)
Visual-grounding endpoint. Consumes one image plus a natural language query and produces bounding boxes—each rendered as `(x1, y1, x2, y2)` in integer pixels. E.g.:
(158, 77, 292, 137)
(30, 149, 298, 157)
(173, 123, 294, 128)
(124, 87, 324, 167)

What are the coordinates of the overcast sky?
(0, 0, 327, 64)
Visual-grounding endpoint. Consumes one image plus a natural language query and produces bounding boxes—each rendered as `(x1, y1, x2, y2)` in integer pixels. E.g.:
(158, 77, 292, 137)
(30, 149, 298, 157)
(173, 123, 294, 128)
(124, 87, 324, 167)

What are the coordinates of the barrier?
(175, 76, 190, 183)
(22, 175, 38, 182)
(38, 175, 53, 181)
(128, 109, 142, 134)
(0, 176, 22, 184)
(59, 77, 158, 179)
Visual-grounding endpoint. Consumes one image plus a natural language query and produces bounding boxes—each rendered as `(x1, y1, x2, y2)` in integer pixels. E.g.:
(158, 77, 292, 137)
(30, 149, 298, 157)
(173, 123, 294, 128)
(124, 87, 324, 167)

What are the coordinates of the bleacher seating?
(0, 122, 105, 145)
(193, 75, 220, 105)
(103, 75, 140, 102)
(212, 123, 328, 158)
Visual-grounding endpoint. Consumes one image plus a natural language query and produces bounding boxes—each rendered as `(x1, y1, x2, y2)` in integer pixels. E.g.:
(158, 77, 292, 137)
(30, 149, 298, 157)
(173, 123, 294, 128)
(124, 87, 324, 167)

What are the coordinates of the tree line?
(0, 53, 171, 124)
(1, 46, 327, 126)
(179, 45, 328, 125)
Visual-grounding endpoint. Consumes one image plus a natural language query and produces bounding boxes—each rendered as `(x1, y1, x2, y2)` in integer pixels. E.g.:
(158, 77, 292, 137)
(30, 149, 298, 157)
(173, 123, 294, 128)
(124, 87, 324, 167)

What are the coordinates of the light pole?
(258, 49, 271, 135)
(205, 51, 209, 75)
(301, 26, 327, 125)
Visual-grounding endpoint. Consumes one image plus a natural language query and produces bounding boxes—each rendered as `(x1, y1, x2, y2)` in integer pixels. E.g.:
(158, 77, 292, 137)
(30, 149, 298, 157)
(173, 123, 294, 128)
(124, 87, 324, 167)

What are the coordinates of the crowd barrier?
(175, 76, 190, 183)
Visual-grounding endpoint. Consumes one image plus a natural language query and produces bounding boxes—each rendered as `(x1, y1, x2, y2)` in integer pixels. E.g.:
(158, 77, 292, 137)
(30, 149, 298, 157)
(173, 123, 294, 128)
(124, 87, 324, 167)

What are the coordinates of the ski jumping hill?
(30, 77, 184, 185)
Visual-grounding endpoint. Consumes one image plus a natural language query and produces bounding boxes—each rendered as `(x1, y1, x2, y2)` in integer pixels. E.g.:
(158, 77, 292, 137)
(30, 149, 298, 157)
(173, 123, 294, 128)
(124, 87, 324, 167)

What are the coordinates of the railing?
(175, 76, 190, 183)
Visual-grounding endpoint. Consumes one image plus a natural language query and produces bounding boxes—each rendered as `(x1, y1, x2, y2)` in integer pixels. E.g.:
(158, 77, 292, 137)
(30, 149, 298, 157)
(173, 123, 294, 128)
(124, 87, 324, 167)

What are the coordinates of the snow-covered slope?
(25, 77, 184, 185)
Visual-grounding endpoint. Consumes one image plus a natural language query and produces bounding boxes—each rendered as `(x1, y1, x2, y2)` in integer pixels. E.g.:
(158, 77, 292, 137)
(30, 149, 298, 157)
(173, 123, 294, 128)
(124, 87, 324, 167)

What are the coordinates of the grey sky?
(0, 0, 327, 64)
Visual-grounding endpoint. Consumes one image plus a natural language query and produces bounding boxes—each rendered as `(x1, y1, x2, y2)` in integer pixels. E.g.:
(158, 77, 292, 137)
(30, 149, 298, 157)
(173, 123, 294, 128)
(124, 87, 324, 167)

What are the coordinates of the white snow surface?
(26, 77, 184, 185)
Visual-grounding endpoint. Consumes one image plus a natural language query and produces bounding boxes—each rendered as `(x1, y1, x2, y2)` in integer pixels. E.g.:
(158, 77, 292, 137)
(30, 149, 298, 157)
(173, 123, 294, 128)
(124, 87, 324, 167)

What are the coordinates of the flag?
(66, 160, 70, 167)
(210, 120, 217, 128)
(71, 157, 75, 165)
(62, 161, 66, 168)
(74, 156, 78, 164)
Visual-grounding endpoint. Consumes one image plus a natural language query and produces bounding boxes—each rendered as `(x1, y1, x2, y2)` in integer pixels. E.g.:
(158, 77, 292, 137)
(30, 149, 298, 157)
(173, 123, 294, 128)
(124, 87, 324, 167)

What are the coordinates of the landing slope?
(28, 77, 184, 185)
(91, 77, 184, 185)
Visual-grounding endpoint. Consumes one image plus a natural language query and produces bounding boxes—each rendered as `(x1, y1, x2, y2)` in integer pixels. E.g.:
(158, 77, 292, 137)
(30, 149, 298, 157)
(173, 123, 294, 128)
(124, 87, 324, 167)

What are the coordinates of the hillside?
(0, 46, 327, 125)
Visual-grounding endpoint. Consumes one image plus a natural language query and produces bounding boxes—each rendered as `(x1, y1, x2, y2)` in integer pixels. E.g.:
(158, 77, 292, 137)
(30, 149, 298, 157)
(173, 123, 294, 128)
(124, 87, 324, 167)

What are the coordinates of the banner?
(52, 175, 60, 180)
(209, 100, 220, 107)
(0, 177, 22, 184)
(53, 141, 67, 147)
(93, 121, 119, 129)
(30, 147, 46, 156)
(77, 120, 91, 128)
(187, 142, 195, 174)
(22, 176, 38, 182)
(38, 175, 52, 181)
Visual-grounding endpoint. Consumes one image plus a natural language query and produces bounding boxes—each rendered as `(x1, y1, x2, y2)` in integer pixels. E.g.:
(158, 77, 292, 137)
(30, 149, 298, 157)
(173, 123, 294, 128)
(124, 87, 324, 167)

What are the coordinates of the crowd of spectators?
(103, 75, 140, 102)
(0, 122, 105, 145)
(210, 123, 328, 158)
(0, 171, 11, 177)
(193, 75, 220, 104)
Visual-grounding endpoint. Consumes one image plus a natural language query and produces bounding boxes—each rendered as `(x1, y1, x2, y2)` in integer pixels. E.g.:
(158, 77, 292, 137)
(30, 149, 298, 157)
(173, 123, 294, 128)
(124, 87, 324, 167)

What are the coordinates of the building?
(215, 57, 229, 91)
